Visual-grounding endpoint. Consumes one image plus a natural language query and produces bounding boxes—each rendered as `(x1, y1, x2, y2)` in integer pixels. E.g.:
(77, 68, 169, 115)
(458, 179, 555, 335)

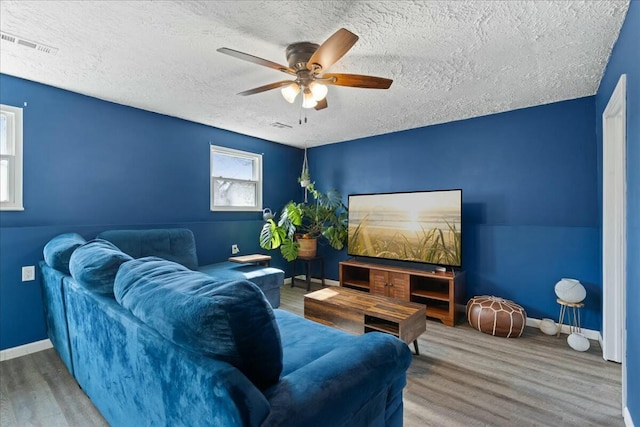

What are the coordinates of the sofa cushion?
(114, 257, 283, 390)
(69, 239, 133, 295)
(97, 228, 198, 270)
(43, 233, 86, 275)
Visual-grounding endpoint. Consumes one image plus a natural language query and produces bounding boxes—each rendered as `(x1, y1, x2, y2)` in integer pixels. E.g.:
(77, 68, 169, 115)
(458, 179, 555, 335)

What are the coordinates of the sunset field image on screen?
(347, 190, 462, 267)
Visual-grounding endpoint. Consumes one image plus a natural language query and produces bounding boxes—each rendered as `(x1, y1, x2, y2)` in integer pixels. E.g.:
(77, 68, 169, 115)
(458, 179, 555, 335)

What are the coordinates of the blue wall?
(596, 0, 639, 421)
(0, 74, 302, 350)
(310, 97, 600, 330)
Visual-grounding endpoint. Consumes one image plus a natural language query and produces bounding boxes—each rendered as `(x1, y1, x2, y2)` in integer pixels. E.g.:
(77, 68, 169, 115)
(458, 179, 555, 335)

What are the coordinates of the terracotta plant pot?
(297, 237, 317, 258)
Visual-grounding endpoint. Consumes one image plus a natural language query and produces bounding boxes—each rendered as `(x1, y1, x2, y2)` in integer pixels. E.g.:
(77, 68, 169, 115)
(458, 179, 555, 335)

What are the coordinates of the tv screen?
(347, 189, 462, 267)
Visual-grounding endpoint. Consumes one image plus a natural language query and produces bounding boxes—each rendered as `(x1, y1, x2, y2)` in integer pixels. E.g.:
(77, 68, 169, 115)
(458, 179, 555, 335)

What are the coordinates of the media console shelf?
(339, 259, 466, 326)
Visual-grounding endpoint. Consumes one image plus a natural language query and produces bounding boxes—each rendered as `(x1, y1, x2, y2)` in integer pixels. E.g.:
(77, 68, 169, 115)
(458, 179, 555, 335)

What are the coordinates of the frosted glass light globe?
(554, 278, 586, 303)
(309, 81, 328, 101)
(302, 89, 318, 109)
(281, 83, 300, 103)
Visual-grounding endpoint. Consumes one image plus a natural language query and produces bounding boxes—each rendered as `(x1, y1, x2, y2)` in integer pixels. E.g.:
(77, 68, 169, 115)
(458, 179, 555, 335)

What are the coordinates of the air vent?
(0, 31, 58, 55)
(1, 33, 16, 43)
(271, 122, 292, 129)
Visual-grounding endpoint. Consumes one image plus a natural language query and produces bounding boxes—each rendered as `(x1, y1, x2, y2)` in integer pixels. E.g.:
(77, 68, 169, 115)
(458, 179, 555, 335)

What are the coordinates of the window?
(0, 104, 23, 211)
(210, 145, 262, 211)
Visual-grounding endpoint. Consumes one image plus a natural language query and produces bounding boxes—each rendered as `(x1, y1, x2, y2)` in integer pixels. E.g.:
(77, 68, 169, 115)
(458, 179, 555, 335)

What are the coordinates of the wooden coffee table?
(304, 287, 426, 354)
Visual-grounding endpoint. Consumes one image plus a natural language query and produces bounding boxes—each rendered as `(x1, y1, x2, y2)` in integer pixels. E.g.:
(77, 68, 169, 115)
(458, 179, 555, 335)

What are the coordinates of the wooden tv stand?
(339, 259, 466, 326)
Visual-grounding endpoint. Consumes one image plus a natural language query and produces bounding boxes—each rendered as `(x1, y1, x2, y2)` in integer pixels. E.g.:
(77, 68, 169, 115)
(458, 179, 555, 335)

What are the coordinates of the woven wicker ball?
(466, 296, 527, 338)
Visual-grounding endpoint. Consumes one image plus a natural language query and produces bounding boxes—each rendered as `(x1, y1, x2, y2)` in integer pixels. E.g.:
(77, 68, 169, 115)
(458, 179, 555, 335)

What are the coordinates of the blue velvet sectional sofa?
(39, 229, 413, 426)
(97, 228, 284, 308)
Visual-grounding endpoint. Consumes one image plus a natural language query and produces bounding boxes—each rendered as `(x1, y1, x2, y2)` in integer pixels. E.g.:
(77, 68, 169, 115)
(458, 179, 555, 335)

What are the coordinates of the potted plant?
(299, 148, 311, 188)
(260, 184, 348, 261)
(298, 168, 311, 188)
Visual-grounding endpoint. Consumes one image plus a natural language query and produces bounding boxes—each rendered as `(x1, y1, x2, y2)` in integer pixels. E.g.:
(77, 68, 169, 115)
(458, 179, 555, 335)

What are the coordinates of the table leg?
(557, 304, 566, 338)
(305, 260, 311, 291)
(577, 307, 582, 334)
(321, 258, 325, 287)
(291, 259, 296, 288)
(413, 340, 420, 355)
(571, 306, 582, 334)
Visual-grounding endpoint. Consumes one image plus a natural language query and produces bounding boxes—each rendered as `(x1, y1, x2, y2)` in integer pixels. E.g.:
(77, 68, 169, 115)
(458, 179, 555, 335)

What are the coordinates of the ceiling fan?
(217, 28, 393, 111)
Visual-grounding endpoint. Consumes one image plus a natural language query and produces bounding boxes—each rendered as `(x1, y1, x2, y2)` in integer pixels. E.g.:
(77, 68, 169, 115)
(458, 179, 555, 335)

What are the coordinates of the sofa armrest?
(262, 332, 412, 427)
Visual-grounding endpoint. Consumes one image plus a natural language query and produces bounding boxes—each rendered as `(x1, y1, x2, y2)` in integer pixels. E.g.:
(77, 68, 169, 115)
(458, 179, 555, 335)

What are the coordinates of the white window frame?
(0, 104, 24, 211)
(210, 145, 262, 212)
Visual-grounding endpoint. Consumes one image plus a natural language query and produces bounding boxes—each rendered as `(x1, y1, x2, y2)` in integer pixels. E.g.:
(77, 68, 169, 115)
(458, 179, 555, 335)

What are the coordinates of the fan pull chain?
(298, 103, 308, 125)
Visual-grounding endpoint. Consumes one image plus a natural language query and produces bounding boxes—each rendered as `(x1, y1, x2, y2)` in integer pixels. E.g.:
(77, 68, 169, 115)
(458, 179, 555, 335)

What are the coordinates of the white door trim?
(601, 74, 626, 407)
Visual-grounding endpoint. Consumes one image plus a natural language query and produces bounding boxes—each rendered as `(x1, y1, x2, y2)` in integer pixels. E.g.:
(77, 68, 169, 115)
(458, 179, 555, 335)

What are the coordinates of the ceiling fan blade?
(217, 47, 296, 76)
(307, 28, 359, 73)
(237, 80, 295, 96)
(314, 98, 328, 110)
(322, 73, 393, 89)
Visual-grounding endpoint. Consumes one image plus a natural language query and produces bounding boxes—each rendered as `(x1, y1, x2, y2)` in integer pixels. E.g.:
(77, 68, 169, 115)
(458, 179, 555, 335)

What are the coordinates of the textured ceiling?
(0, 1, 629, 148)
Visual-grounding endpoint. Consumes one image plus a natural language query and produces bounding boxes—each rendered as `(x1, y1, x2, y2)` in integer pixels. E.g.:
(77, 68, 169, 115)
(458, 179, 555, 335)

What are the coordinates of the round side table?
(556, 298, 584, 338)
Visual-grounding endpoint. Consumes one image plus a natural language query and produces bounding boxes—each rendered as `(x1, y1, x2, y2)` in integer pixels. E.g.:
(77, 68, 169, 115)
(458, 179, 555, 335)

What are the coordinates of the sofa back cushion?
(43, 233, 86, 275)
(114, 257, 283, 390)
(69, 239, 133, 295)
(97, 228, 198, 270)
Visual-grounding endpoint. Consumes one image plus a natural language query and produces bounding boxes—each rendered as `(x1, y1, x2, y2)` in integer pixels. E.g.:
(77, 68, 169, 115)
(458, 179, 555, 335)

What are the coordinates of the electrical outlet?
(22, 266, 35, 282)
(231, 244, 239, 255)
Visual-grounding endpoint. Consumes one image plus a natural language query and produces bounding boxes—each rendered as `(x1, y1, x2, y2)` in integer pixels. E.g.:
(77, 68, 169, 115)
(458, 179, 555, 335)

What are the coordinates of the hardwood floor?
(0, 346, 107, 426)
(1, 283, 623, 426)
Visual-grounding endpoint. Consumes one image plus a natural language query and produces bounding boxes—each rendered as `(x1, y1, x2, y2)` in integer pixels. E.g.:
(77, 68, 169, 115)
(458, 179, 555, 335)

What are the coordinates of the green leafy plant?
(260, 183, 348, 261)
(298, 168, 311, 186)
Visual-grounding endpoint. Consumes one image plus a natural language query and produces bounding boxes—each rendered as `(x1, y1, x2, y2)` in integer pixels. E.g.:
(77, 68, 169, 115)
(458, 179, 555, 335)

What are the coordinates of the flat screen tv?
(347, 189, 462, 267)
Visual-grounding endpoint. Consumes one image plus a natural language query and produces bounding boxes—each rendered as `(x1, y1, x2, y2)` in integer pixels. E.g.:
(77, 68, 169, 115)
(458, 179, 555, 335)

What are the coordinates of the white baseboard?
(525, 317, 600, 341)
(624, 406, 635, 427)
(0, 339, 52, 362)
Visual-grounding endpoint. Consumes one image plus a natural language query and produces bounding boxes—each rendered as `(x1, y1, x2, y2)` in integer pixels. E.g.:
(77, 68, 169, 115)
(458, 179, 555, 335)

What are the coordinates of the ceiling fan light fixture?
(302, 88, 317, 109)
(218, 28, 393, 112)
(281, 83, 300, 103)
(309, 81, 328, 101)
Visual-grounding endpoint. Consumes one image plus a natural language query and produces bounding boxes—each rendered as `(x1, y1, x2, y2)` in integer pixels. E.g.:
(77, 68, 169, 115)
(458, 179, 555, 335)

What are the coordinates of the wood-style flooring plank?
(0, 378, 19, 427)
(0, 348, 105, 427)
(0, 350, 70, 426)
(280, 285, 624, 427)
(0, 284, 624, 427)
(43, 363, 107, 426)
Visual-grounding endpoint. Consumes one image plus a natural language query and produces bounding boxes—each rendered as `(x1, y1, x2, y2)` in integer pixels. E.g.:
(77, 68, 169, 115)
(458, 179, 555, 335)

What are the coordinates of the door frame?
(601, 74, 626, 408)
